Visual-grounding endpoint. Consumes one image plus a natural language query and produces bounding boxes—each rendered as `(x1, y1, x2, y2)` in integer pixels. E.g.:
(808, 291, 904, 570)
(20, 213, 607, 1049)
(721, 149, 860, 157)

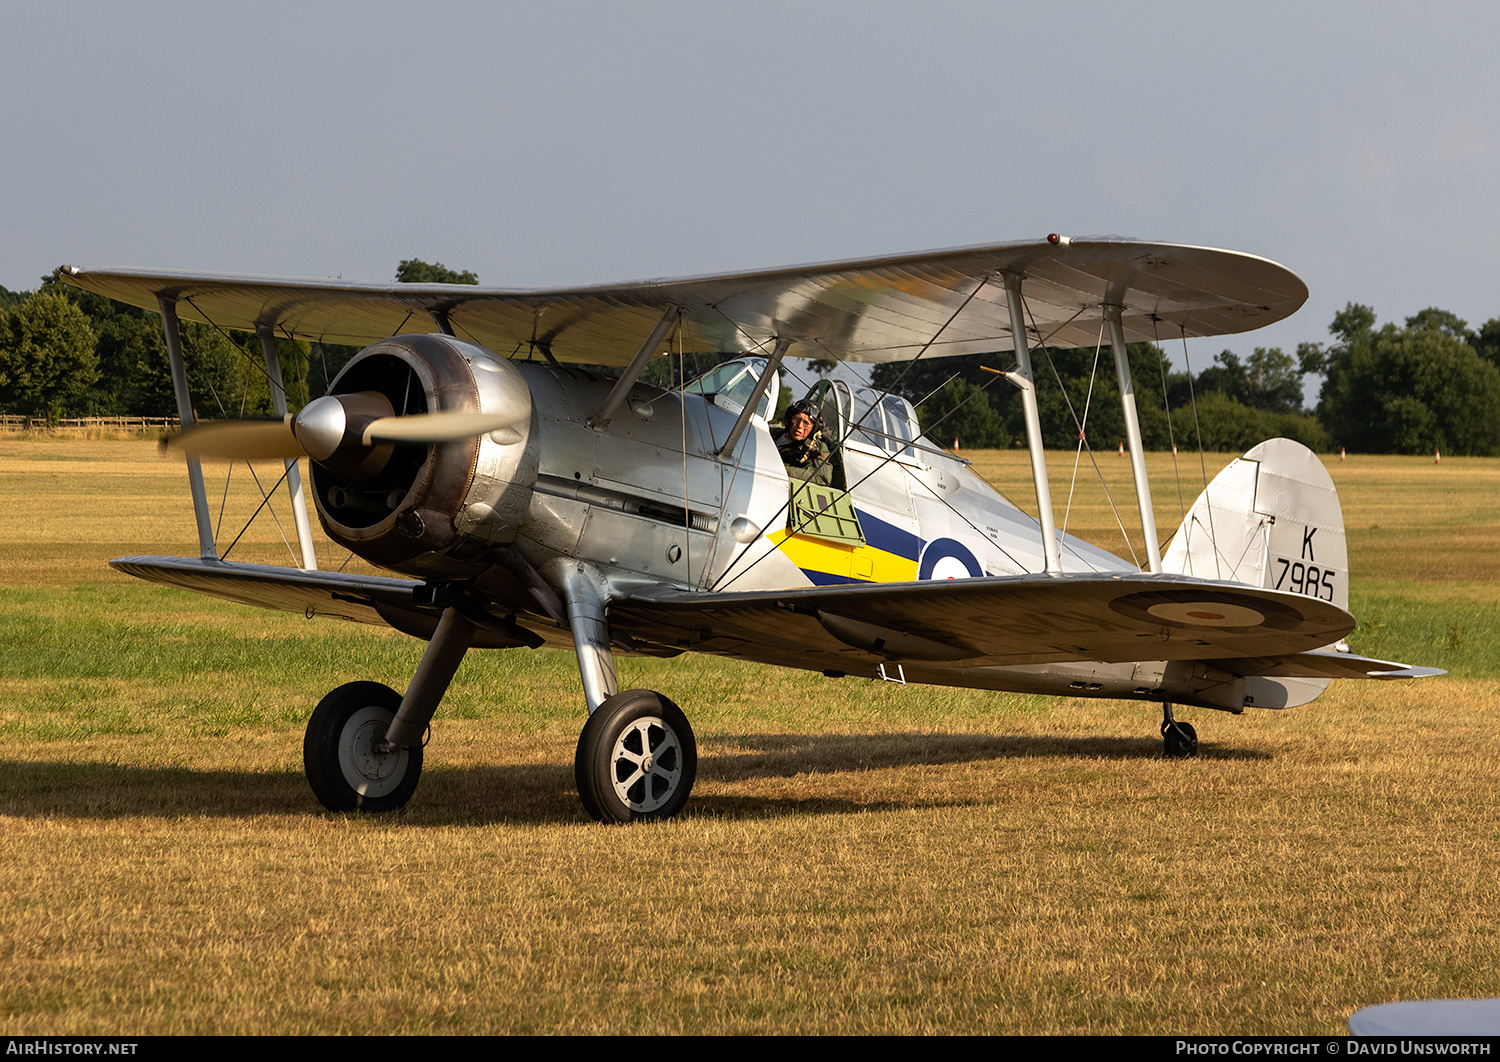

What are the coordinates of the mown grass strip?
(2, 441, 1497, 1033)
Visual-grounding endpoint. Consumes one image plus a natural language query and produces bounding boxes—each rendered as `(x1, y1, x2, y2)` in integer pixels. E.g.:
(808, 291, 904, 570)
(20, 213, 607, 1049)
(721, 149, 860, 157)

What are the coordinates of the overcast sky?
(5, 0, 1498, 381)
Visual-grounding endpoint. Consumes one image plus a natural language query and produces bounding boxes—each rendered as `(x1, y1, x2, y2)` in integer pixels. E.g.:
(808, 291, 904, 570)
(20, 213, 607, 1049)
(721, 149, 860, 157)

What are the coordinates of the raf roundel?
(919, 538, 983, 580)
(1145, 601, 1267, 627)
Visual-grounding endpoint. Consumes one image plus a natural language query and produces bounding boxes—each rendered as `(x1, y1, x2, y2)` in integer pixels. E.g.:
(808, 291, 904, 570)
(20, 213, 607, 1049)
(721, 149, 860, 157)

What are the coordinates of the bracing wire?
(1179, 326, 1221, 579)
(173, 300, 333, 568)
(217, 463, 295, 562)
(1022, 299, 1140, 569)
(1060, 320, 1106, 540)
(1152, 317, 1187, 524)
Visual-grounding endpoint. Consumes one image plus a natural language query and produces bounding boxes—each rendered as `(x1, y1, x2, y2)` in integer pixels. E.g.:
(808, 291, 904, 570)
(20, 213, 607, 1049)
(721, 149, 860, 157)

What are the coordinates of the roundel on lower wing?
(918, 537, 983, 580)
(1109, 589, 1305, 631)
(1145, 601, 1266, 627)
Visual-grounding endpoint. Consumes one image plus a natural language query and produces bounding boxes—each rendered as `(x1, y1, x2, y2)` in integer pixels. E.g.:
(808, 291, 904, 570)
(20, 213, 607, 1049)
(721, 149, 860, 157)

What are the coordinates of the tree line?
(0, 259, 472, 424)
(5, 258, 1500, 454)
(869, 305, 1500, 456)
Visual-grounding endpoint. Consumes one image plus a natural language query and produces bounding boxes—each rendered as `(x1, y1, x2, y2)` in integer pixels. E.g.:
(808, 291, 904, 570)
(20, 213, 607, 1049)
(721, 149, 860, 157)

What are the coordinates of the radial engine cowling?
(311, 334, 538, 578)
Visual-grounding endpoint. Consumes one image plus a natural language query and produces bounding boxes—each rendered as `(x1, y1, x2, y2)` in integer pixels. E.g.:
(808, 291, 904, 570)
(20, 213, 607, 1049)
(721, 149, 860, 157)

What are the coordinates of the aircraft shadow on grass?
(0, 734, 1268, 823)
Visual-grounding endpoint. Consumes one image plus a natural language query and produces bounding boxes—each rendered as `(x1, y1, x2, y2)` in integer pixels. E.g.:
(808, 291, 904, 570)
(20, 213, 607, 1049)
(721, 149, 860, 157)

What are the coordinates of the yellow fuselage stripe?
(768, 528, 917, 584)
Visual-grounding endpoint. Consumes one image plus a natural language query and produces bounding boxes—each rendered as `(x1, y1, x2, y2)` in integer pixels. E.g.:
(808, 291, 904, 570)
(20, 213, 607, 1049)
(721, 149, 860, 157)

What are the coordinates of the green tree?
(1469, 318, 1500, 367)
(1171, 393, 1328, 453)
(0, 292, 98, 421)
(1405, 307, 1472, 342)
(125, 320, 246, 420)
(922, 378, 1008, 449)
(871, 342, 1185, 452)
(1314, 307, 1500, 455)
(395, 259, 479, 285)
(39, 269, 172, 415)
(1331, 303, 1377, 345)
(1193, 347, 1304, 414)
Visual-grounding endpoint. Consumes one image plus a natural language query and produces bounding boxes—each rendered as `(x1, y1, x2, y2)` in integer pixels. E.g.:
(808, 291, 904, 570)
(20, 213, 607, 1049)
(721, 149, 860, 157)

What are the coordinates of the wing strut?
(1002, 273, 1062, 574)
(1106, 305, 1162, 572)
(589, 304, 680, 432)
(256, 324, 319, 570)
(158, 295, 217, 560)
(717, 335, 792, 458)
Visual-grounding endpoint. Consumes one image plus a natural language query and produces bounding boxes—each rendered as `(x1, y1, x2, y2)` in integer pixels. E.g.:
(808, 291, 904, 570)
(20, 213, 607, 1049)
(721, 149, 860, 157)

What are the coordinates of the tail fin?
(1161, 438, 1347, 707)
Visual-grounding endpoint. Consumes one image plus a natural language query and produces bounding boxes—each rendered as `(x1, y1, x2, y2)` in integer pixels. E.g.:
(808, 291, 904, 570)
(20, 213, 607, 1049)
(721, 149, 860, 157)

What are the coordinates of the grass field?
(2, 436, 1499, 1034)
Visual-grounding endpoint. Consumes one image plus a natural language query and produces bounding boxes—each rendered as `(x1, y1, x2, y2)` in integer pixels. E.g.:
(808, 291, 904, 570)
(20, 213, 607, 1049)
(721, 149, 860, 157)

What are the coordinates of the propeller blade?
(362, 410, 527, 445)
(164, 417, 304, 460)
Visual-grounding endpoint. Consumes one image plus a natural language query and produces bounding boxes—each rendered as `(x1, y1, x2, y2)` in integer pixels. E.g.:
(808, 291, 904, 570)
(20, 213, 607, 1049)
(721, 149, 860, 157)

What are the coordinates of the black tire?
(574, 689, 696, 823)
(1162, 719, 1199, 759)
(304, 681, 423, 812)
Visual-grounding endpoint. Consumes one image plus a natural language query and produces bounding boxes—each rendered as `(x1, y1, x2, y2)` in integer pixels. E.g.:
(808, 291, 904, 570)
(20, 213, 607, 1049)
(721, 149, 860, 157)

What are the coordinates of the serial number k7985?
(1272, 557, 1336, 601)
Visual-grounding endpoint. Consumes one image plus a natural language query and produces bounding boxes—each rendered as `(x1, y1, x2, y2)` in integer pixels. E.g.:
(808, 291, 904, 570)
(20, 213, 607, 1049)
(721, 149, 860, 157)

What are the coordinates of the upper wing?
(611, 572, 1354, 670)
(59, 237, 1306, 366)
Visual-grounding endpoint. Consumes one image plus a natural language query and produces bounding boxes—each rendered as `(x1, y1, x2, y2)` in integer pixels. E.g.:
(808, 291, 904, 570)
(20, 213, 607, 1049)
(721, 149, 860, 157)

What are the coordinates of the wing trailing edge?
(614, 572, 1355, 670)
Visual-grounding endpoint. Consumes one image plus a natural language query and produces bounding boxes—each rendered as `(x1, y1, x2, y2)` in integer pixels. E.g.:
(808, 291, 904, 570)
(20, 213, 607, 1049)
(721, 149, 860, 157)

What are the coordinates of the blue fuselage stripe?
(804, 569, 863, 586)
(855, 508, 921, 560)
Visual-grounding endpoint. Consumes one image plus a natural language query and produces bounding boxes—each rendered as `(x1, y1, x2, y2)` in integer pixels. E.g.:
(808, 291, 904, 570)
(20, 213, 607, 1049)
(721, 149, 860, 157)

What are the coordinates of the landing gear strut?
(543, 559, 698, 822)
(1160, 702, 1198, 759)
(302, 606, 474, 813)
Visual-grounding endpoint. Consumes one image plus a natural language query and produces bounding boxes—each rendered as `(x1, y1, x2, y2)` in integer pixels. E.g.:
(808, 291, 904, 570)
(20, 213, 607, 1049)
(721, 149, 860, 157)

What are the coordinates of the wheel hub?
(338, 706, 410, 797)
(609, 716, 682, 813)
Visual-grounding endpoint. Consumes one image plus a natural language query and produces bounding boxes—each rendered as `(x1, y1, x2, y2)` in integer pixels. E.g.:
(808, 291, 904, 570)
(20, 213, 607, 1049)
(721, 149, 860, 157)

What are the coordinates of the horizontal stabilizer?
(1206, 649, 1445, 681)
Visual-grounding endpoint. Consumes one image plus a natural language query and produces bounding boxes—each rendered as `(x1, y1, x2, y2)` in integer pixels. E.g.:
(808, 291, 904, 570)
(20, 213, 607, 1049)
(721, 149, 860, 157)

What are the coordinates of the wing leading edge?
(60, 237, 1307, 367)
(108, 556, 541, 649)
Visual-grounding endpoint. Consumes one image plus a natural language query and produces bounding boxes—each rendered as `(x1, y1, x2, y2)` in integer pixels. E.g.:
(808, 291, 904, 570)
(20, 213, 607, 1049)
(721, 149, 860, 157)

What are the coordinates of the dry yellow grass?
(3, 438, 1499, 1034)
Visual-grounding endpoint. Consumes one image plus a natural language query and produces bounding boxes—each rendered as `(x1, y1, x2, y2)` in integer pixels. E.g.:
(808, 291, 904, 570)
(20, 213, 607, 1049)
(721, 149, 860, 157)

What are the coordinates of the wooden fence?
(0, 415, 180, 433)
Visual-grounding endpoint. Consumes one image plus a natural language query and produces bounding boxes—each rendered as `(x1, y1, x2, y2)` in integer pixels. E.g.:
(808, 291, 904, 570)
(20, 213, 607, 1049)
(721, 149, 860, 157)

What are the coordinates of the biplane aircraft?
(58, 236, 1440, 822)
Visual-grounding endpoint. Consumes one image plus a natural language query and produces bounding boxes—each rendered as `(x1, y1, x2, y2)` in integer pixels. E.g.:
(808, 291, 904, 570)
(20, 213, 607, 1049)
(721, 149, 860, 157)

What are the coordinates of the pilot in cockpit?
(772, 399, 833, 485)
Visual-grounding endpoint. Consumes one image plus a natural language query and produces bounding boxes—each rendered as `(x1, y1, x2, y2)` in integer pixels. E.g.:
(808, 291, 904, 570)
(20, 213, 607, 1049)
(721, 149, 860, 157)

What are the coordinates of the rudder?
(1161, 438, 1347, 707)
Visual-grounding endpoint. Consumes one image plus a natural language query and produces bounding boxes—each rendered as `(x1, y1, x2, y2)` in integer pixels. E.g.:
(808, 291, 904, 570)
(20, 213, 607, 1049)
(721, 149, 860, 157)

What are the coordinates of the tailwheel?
(1160, 703, 1199, 759)
(575, 689, 696, 823)
(304, 681, 423, 812)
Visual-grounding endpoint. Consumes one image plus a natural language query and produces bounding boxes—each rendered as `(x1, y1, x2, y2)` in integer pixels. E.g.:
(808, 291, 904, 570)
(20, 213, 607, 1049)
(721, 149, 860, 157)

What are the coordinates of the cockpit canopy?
(679, 358, 928, 463)
(680, 357, 779, 422)
(808, 380, 922, 460)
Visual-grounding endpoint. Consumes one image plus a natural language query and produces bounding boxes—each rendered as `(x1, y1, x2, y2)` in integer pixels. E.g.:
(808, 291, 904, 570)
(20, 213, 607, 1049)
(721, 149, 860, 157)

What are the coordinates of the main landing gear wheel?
(1161, 719, 1199, 759)
(575, 689, 697, 823)
(304, 681, 423, 812)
